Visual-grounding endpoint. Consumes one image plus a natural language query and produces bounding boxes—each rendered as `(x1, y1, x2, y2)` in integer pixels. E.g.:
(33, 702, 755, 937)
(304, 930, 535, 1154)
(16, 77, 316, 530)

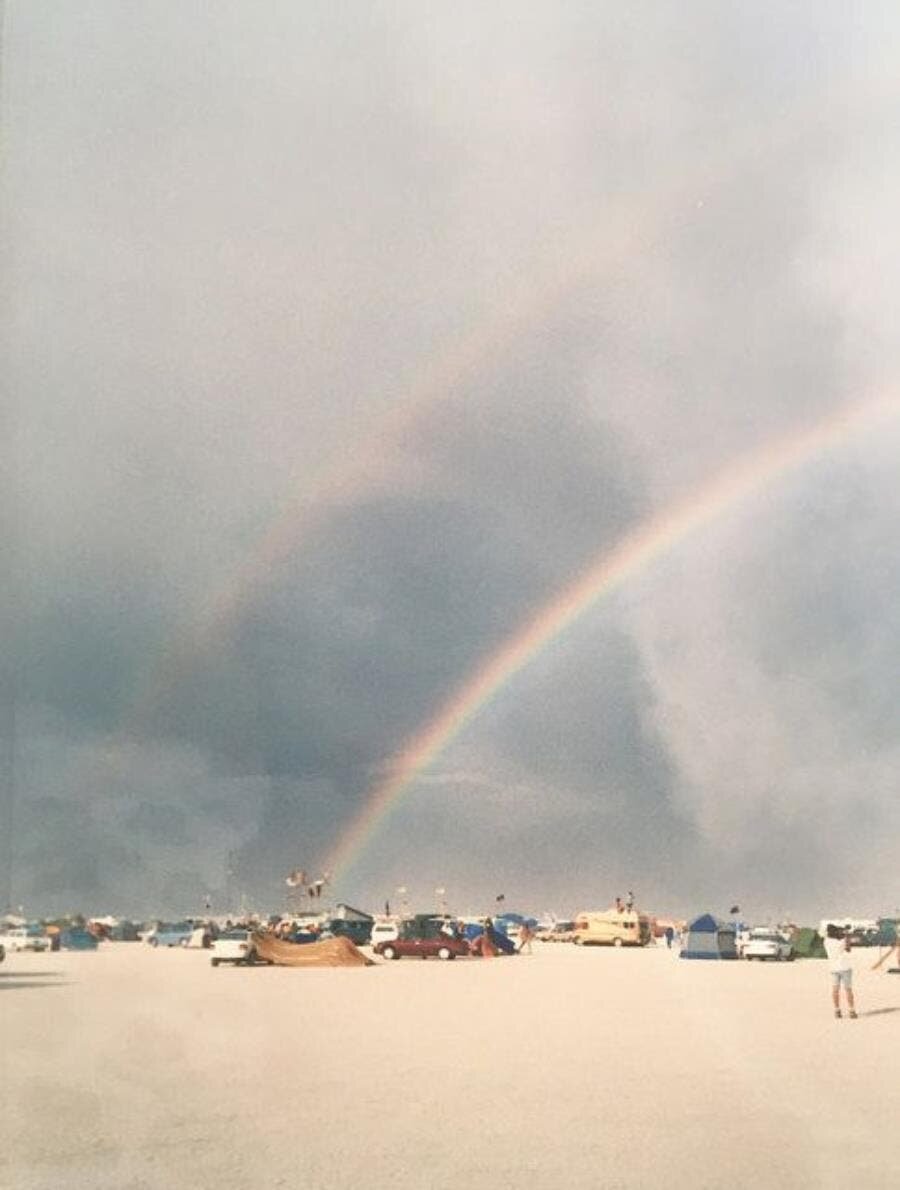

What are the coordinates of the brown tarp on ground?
(253, 932, 374, 967)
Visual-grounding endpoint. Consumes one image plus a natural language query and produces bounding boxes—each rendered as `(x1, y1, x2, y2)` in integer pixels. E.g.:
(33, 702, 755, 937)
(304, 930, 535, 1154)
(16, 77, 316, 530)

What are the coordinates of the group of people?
(613, 892, 636, 913)
(439, 916, 537, 956)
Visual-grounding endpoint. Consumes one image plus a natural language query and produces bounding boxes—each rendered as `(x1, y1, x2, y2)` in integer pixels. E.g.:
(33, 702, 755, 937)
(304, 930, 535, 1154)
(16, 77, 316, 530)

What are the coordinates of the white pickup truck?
(0, 926, 51, 953)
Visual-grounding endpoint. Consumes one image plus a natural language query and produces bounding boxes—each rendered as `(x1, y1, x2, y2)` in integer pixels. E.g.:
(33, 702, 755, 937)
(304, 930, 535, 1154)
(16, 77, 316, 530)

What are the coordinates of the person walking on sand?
(824, 924, 858, 1019)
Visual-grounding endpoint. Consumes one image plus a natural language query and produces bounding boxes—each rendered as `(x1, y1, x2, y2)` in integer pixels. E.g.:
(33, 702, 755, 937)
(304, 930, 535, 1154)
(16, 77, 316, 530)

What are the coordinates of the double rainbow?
(325, 389, 900, 880)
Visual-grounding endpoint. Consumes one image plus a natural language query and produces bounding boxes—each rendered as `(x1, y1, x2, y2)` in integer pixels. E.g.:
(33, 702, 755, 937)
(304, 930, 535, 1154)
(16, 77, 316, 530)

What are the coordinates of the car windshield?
(751, 934, 780, 943)
(221, 930, 250, 940)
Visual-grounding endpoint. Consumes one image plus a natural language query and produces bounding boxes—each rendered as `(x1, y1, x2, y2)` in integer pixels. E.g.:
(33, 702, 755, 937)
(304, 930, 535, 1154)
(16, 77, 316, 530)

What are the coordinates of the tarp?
(681, 914, 737, 960)
(253, 932, 373, 967)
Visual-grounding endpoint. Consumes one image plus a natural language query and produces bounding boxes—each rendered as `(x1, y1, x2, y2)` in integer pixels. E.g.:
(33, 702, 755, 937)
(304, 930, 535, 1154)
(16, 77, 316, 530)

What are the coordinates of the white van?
(369, 920, 400, 946)
(573, 909, 652, 947)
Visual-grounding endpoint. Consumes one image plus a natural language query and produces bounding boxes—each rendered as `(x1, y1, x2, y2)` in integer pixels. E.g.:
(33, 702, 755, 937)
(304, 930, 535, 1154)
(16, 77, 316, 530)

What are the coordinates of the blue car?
(148, 921, 194, 947)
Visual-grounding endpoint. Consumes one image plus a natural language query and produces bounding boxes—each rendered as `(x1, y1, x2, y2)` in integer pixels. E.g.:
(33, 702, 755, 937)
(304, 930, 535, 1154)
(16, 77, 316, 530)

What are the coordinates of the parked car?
(210, 929, 259, 967)
(186, 923, 218, 949)
(147, 922, 194, 948)
(374, 920, 470, 961)
(369, 920, 400, 947)
(743, 931, 793, 961)
(0, 926, 50, 953)
(541, 920, 576, 943)
(109, 921, 141, 942)
(319, 919, 373, 946)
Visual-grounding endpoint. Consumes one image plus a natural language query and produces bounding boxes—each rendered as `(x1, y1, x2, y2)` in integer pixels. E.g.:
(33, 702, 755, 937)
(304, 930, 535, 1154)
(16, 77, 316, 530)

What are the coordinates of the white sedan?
(743, 932, 793, 961)
(210, 929, 259, 967)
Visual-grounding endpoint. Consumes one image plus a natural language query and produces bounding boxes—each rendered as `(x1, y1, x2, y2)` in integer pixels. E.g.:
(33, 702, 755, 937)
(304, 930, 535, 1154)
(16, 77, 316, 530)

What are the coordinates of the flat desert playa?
(2, 943, 898, 1190)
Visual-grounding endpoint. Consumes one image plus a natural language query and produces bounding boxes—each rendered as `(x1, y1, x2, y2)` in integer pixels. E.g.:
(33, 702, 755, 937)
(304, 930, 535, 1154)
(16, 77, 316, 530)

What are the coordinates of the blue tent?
(462, 922, 516, 954)
(494, 912, 538, 937)
(680, 914, 737, 960)
(60, 927, 99, 951)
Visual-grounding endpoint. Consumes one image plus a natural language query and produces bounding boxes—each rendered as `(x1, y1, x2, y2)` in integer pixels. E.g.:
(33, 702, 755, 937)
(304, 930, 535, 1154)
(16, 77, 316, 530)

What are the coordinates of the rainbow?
(123, 75, 892, 733)
(121, 198, 663, 733)
(325, 389, 900, 880)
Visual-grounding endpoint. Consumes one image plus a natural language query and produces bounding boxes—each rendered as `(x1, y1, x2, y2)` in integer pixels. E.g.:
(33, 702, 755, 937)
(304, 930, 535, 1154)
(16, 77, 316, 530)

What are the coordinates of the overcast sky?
(3, 1, 899, 923)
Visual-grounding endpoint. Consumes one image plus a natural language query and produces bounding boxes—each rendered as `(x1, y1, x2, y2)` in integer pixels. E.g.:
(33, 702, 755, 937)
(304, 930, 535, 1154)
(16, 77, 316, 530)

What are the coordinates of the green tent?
(791, 927, 826, 959)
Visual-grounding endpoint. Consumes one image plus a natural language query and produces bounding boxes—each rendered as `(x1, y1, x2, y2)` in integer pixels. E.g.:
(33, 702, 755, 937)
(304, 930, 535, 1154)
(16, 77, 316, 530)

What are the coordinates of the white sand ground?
(1, 941, 898, 1190)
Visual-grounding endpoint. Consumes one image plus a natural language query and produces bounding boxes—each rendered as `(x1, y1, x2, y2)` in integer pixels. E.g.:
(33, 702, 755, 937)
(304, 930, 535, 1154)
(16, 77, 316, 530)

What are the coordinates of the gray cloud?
(4, 2, 899, 921)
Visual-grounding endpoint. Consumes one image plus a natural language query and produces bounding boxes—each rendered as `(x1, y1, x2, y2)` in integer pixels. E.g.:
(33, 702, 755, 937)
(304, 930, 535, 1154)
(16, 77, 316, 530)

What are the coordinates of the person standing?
(517, 921, 535, 955)
(824, 924, 858, 1019)
(478, 918, 499, 957)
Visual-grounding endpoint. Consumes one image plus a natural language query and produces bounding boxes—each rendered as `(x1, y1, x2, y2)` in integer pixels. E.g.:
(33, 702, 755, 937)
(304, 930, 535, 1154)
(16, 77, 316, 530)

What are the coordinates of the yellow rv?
(573, 909, 652, 947)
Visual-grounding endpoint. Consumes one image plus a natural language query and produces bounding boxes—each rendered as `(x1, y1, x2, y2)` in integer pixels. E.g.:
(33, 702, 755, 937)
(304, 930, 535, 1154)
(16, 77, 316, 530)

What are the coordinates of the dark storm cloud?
(4, 2, 899, 917)
(150, 377, 647, 898)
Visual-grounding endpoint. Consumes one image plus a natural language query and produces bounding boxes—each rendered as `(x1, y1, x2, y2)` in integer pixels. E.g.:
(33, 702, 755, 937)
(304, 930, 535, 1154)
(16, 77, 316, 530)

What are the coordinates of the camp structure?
(870, 919, 900, 974)
(59, 927, 100, 951)
(680, 913, 737, 960)
(790, 927, 826, 959)
(462, 921, 516, 955)
(253, 932, 373, 967)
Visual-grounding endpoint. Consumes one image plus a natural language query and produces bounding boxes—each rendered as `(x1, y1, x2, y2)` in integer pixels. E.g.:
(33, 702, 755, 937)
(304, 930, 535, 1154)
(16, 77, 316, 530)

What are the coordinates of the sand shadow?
(861, 1006, 900, 1018)
(0, 980, 71, 990)
(0, 970, 65, 978)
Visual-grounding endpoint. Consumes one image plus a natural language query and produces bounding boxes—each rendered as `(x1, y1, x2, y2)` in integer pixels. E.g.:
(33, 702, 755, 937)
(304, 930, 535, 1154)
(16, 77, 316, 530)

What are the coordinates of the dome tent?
(791, 927, 826, 959)
(680, 913, 737, 960)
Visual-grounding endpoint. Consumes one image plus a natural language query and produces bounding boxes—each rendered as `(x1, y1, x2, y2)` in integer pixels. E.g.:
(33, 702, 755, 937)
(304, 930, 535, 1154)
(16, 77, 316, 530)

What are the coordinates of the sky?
(3, 1, 899, 923)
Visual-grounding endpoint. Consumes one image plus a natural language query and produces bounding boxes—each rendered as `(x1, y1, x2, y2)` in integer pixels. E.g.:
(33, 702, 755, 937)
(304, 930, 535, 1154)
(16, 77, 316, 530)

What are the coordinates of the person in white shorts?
(823, 924, 857, 1019)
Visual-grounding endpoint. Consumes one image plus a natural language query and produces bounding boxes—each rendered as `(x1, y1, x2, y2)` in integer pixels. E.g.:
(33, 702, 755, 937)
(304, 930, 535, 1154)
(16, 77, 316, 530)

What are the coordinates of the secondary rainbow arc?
(324, 390, 900, 882)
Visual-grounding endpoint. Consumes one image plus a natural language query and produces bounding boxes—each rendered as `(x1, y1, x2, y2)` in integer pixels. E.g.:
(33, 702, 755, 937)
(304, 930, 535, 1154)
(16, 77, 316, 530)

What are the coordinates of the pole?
(1, 689, 14, 914)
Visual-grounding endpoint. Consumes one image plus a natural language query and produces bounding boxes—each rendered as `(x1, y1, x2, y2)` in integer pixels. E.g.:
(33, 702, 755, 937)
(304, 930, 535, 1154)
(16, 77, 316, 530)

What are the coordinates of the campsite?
(3, 921, 900, 1190)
